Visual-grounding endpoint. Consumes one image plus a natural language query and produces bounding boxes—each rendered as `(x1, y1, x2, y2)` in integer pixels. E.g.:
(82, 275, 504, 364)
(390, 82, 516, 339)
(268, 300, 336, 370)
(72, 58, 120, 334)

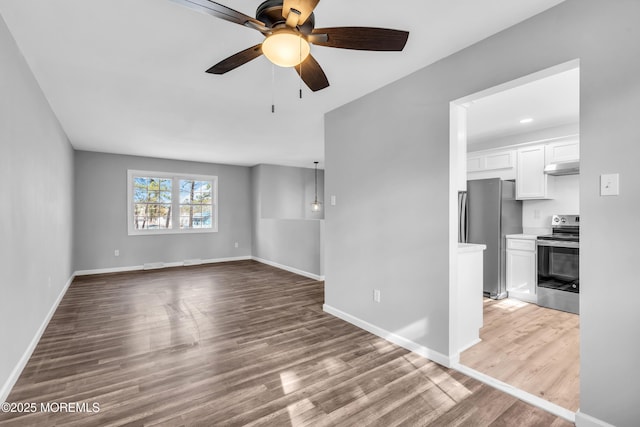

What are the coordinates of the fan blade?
(282, 0, 319, 25)
(294, 54, 329, 92)
(311, 27, 409, 51)
(170, 0, 269, 33)
(206, 44, 263, 74)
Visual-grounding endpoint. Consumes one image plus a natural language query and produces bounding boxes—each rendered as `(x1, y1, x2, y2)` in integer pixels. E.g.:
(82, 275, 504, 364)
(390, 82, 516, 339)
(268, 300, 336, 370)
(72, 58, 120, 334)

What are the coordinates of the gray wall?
(73, 151, 252, 271)
(259, 163, 325, 221)
(0, 15, 74, 398)
(325, 68, 451, 353)
(251, 164, 324, 277)
(325, 1, 640, 425)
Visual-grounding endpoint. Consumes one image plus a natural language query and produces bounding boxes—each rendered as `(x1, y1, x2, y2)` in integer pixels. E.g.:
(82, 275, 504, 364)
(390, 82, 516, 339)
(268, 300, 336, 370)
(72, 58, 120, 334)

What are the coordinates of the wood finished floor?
(1, 261, 572, 426)
(460, 298, 580, 412)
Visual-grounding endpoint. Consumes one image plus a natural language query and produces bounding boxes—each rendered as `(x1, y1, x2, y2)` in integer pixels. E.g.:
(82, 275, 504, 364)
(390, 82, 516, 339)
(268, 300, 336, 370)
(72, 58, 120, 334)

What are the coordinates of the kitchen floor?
(460, 298, 580, 411)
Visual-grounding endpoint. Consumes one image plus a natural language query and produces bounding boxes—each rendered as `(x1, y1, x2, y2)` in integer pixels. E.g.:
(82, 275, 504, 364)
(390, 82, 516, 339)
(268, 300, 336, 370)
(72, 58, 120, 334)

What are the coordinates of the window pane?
(134, 188, 147, 202)
(202, 206, 212, 226)
(133, 201, 171, 230)
(199, 192, 212, 204)
(180, 179, 195, 203)
(159, 191, 171, 203)
(134, 177, 149, 187)
(193, 206, 203, 228)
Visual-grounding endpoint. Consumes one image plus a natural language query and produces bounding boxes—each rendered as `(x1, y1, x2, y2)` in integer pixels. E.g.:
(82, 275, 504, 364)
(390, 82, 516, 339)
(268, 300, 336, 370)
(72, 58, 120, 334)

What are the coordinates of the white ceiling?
(0, 0, 566, 168)
(466, 67, 579, 145)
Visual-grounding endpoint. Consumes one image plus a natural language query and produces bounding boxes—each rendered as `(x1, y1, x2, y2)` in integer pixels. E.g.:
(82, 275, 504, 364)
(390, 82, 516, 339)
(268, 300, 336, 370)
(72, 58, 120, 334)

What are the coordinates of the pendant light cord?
(314, 161, 318, 202)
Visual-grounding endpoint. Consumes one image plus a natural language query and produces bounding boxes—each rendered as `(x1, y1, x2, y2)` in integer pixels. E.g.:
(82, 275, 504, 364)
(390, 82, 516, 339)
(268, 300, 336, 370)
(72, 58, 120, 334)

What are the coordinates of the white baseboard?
(322, 304, 452, 368)
(252, 257, 324, 281)
(0, 273, 75, 402)
(143, 262, 170, 270)
(457, 338, 482, 353)
(507, 289, 537, 304)
(74, 256, 252, 276)
(575, 410, 615, 427)
(453, 363, 576, 423)
(74, 264, 143, 276)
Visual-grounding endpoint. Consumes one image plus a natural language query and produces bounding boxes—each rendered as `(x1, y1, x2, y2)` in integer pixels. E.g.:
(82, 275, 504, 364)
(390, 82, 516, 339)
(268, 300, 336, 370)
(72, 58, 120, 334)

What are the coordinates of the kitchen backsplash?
(522, 174, 579, 235)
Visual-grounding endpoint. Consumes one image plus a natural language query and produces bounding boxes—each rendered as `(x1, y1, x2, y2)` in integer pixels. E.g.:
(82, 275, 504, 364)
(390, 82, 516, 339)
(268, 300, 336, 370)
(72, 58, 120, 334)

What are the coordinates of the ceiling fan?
(171, 0, 410, 92)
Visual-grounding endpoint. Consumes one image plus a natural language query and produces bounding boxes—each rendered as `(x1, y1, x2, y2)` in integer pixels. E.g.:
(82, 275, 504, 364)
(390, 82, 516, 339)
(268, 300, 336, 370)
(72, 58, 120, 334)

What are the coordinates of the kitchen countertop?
(505, 234, 539, 240)
(458, 243, 487, 253)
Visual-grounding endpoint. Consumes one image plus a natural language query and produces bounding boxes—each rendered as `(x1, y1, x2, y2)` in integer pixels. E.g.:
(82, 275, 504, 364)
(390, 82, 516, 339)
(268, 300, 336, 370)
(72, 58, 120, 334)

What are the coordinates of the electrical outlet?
(330, 195, 337, 206)
(234, 242, 239, 248)
(114, 249, 120, 257)
(373, 289, 381, 303)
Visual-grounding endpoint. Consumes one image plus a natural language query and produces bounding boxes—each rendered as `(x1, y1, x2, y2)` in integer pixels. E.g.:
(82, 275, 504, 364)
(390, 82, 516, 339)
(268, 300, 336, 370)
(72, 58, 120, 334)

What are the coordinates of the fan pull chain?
(299, 35, 303, 99)
(271, 63, 275, 113)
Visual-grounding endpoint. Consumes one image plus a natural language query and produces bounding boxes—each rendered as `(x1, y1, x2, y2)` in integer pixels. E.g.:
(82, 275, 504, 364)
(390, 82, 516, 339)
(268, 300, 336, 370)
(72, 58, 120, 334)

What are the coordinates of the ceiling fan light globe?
(262, 30, 310, 67)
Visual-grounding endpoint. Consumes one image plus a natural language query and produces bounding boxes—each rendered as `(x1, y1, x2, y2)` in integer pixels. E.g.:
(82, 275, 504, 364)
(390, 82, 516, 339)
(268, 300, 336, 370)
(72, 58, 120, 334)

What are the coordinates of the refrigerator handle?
(458, 191, 468, 243)
(464, 195, 469, 243)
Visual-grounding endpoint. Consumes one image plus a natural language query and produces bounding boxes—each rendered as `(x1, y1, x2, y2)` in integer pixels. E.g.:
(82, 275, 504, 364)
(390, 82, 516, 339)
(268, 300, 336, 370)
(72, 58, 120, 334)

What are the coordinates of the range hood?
(544, 160, 580, 176)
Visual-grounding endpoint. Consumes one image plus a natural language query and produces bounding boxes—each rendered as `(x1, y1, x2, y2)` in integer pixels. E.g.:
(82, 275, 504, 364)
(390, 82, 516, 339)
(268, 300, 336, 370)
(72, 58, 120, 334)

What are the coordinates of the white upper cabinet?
(546, 139, 580, 163)
(485, 150, 515, 170)
(467, 138, 579, 196)
(467, 154, 484, 173)
(467, 149, 516, 180)
(516, 145, 553, 199)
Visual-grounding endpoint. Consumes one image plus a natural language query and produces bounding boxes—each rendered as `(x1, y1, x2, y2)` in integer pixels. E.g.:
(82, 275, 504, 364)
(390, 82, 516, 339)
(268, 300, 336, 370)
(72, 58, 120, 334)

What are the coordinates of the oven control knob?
(561, 217, 567, 223)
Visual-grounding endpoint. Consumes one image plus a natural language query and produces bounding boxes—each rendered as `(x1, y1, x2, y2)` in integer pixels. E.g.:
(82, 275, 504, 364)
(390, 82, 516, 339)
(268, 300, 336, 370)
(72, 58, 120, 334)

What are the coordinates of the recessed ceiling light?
(520, 118, 534, 124)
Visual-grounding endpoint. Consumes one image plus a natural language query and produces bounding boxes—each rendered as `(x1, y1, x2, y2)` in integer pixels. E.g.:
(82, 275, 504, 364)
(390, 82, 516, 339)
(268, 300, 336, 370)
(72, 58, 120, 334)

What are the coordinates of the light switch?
(600, 173, 620, 196)
(330, 195, 337, 206)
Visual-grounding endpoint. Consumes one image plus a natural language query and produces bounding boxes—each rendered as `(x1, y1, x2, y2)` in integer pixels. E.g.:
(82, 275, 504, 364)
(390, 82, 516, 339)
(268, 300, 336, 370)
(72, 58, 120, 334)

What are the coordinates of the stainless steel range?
(536, 214, 579, 314)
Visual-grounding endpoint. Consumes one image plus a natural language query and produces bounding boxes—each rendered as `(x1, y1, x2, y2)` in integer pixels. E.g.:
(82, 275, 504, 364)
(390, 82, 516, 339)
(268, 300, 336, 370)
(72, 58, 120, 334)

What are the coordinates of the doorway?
(448, 60, 580, 421)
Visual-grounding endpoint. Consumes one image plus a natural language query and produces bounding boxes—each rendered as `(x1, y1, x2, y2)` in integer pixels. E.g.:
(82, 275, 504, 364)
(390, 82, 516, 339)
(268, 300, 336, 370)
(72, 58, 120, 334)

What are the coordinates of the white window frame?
(127, 170, 218, 236)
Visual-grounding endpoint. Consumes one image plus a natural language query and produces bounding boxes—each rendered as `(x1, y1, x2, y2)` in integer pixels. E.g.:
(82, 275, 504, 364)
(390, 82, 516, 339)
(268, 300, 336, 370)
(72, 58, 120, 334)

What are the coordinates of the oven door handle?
(537, 240, 580, 249)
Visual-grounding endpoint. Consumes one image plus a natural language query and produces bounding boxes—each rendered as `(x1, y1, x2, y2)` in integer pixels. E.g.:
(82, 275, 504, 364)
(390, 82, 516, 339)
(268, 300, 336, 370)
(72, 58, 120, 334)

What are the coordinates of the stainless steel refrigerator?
(459, 178, 523, 299)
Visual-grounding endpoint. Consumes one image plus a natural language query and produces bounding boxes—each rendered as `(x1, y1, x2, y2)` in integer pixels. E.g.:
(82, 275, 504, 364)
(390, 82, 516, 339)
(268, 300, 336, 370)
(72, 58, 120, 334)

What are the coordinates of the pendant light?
(311, 161, 322, 212)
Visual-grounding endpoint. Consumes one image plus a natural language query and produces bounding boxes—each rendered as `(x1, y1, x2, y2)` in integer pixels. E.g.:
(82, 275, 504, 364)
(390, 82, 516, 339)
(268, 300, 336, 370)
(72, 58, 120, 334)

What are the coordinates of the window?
(132, 177, 173, 230)
(179, 179, 213, 229)
(127, 170, 217, 235)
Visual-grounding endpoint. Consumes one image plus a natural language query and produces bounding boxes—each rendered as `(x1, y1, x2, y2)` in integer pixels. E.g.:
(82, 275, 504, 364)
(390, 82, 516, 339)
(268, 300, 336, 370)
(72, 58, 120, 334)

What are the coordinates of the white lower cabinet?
(506, 237, 537, 303)
(458, 243, 485, 353)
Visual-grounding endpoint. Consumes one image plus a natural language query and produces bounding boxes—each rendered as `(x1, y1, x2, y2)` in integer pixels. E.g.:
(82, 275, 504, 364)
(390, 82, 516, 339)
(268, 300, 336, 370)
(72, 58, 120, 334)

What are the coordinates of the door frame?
(447, 59, 580, 421)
